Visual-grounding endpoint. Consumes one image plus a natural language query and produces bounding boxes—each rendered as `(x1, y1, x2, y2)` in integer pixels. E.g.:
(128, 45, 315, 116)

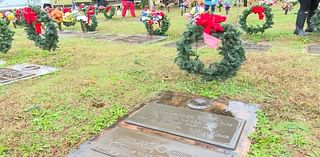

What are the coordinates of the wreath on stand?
(22, 6, 59, 51)
(78, 6, 98, 32)
(140, 10, 170, 36)
(0, 19, 14, 54)
(175, 13, 245, 81)
(98, 6, 116, 19)
(239, 5, 274, 34)
(311, 9, 320, 34)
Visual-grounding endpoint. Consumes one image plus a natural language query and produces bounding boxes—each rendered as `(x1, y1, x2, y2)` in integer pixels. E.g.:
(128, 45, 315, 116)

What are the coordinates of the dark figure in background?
(294, 0, 320, 36)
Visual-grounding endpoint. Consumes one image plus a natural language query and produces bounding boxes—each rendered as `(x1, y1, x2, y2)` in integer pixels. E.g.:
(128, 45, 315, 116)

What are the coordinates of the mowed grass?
(0, 3, 320, 157)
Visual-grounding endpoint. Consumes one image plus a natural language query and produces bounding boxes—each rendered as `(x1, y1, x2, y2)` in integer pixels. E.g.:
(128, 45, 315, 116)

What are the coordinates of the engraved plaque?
(69, 127, 231, 157)
(308, 44, 320, 54)
(0, 68, 35, 84)
(126, 103, 245, 149)
(244, 42, 271, 52)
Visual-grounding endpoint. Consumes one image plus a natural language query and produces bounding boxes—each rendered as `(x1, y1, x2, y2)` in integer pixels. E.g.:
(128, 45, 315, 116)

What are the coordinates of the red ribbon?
(195, 13, 226, 34)
(23, 7, 37, 25)
(252, 6, 265, 20)
(34, 22, 42, 34)
(86, 10, 95, 25)
(106, 6, 111, 12)
(63, 7, 71, 13)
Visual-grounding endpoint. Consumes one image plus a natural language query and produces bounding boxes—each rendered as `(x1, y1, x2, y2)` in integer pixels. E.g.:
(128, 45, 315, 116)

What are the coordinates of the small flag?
(72, 0, 77, 11)
(203, 32, 221, 49)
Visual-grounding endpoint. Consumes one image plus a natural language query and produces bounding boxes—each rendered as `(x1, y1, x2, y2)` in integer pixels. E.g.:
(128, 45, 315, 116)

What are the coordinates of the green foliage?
(311, 9, 320, 34)
(144, 15, 170, 36)
(81, 15, 98, 32)
(239, 5, 274, 34)
(0, 20, 14, 54)
(23, 6, 59, 51)
(103, 7, 116, 19)
(175, 24, 246, 81)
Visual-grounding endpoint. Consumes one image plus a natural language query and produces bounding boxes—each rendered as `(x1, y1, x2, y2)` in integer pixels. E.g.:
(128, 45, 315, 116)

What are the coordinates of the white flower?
(76, 15, 88, 22)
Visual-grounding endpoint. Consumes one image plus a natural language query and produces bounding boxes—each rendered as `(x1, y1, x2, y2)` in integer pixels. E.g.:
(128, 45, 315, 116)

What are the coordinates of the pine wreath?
(311, 9, 320, 34)
(0, 19, 14, 54)
(22, 6, 59, 51)
(175, 13, 245, 81)
(79, 6, 98, 32)
(239, 5, 274, 34)
(99, 6, 115, 19)
(141, 11, 170, 36)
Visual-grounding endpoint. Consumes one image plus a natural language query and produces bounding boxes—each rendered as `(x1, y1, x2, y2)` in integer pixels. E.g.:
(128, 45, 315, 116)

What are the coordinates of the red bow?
(86, 10, 95, 24)
(106, 6, 111, 12)
(79, 3, 86, 9)
(195, 13, 226, 34)
(252, 6, 265, 20)
(34, 22, 42, 34)
(63, 7, 71, 13)
(23, 7, 37, 25)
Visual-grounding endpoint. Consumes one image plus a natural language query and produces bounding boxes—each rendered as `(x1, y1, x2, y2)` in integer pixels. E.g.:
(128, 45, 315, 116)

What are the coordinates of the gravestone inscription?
(125, 103, 245, 149)
(69, 127, 231, 157)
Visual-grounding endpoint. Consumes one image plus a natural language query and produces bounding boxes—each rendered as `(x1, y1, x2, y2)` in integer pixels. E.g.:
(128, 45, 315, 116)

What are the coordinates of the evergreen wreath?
(175, 13, 245, 81)
(141, 11, 170, 36)
(22, 6, 59, 51)
(0, 19, 14, 54)
(239, 5, 274, 34)
(311, 9, 320, 34)
(79, 6, 98, 32)
(101, 6, 115, 19)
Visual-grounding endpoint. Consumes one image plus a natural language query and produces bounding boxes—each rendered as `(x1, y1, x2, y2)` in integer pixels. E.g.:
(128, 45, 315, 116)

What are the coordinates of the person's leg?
(205, 4, 210, 11)
(305, 0, 319, 32)
(129, 2, 136, 17)
(122, 1, 129, 17)
(211, 5, 215, 12)
(294, 0, 311, 36)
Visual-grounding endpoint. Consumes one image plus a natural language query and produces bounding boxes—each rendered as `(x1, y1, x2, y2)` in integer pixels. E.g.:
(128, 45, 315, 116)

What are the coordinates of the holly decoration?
(311, 9, 320, 34)
(22, 6, 59, 51)
(140, 10, 170, 36)
(239, 5, 274, 34)
(175, 13, 245, 81)
(0, 19, 14, 54)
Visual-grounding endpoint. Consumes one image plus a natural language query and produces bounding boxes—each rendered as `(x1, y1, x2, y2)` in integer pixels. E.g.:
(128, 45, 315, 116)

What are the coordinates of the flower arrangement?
(98, 5, 116, 19)
(63, 11, 77, 27)
(140, 10, 170, 35)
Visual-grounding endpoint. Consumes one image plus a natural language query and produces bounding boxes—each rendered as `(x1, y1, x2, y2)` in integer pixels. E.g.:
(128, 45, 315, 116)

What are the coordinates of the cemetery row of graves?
(0, 0, 320, 156)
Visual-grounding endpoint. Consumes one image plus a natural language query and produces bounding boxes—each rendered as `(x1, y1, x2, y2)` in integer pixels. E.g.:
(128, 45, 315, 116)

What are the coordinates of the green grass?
(0, 3, 320, 156)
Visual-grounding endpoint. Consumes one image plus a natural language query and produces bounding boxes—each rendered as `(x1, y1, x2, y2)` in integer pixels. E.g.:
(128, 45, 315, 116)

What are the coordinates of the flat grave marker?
(163, 40, 207, 49)
(308, 44, 320, 54)
(244, 42, 271, 52)
(69, 127, 232, 157)
(125, 102, 245, 149)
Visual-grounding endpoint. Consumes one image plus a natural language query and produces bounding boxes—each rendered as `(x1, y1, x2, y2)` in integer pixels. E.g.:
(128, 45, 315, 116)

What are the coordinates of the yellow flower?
(7, 13, 15, 21)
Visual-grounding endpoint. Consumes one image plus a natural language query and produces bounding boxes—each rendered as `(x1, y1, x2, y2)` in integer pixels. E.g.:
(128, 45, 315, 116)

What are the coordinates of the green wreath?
(103, 6, 115, 19)
(239, 5, 274, 34)
(311, 9, 320, 34)
(80, 15, 98, 32)
(145, 15, 170, 36)
(22, 6, 59, 51)
(0, 19, 14, 54)
(175, 24, 246, 81)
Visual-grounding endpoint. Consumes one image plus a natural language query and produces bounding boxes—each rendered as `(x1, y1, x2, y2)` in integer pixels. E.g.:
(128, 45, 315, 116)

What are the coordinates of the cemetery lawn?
(1, 4, 320, 157)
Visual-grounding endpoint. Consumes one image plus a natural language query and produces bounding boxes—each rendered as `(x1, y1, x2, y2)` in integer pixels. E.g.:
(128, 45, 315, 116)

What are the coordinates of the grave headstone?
(308, 44, 320, 54)
(69, 127, 232, 157)
(126, 102, 245, 149)
(244, 42, 271, 52)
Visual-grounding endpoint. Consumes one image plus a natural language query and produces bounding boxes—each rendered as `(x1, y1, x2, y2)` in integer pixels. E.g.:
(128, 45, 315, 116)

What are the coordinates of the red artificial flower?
(251, 6, 265, 20)
(1, 12, 5, 17)
(23, 7, 37, 25)
(34, 22, 42, 34)
(15, 10, 21, 20)
(88, 5, 95, 11)
(105, 6, 111, 12)
(86, 10, 95, 24)
(79, 3, 86, 9)
(147, 19, 153, 25)
(63, 7, 71, 13)
(159, 11, 164, 17)
(99, 6, 105, 10)
(195, 13, 226, 34)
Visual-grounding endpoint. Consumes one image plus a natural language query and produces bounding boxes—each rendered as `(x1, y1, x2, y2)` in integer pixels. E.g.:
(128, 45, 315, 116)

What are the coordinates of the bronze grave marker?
(308, 44, 320, 54)
(69, 127, 232, 157)
(125, 103, 245, 149)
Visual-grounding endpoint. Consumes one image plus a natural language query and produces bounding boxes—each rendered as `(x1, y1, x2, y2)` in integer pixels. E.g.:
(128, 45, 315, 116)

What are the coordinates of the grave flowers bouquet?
(140, 10, 170, 35)
(63, 11, 77, 27)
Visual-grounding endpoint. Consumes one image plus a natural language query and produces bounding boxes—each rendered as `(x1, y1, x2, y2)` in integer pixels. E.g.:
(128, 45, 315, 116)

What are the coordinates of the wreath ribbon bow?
(195, 13, 226, 34)
(252, 6, 265, 20)
(23, 7, 37, 25)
